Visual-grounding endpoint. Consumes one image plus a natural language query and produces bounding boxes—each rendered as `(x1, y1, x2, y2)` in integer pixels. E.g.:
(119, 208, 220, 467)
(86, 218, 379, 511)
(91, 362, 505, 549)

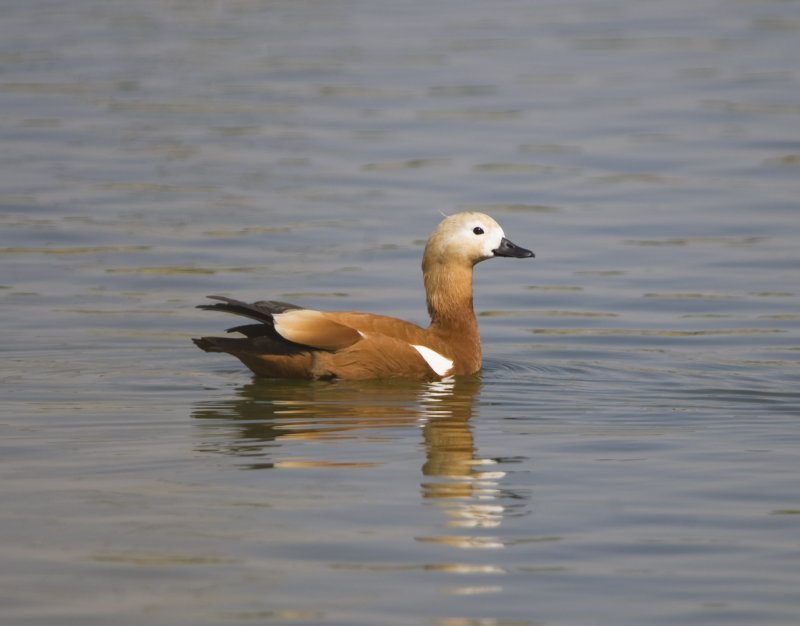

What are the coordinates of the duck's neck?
(423, 262, 479, 338)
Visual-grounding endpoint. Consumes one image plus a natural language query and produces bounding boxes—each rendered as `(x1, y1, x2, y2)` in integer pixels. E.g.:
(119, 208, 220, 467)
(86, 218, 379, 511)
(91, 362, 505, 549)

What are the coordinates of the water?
(1, 0, 799, 624)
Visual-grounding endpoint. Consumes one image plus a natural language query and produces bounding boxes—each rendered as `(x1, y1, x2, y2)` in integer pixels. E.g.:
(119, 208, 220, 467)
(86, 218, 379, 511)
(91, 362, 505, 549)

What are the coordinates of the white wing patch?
(411, 344, 454, 377)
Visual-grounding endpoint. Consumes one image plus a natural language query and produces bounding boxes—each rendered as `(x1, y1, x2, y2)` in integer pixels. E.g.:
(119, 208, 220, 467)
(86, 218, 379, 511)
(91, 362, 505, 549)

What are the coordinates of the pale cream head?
(424, 212, 507, 267)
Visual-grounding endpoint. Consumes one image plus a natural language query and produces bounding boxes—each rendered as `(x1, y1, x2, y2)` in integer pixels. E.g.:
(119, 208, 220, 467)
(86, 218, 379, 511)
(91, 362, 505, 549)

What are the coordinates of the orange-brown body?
(193, 212, 533, 380)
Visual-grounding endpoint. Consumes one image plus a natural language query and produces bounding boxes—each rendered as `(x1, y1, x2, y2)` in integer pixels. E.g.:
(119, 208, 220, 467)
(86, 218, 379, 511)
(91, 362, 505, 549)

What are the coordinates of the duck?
(193, 212, 534, 380)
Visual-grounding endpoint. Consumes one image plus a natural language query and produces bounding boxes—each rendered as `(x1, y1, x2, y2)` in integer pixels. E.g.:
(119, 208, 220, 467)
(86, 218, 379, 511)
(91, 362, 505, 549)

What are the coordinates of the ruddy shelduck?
(193, 212, 534, 380)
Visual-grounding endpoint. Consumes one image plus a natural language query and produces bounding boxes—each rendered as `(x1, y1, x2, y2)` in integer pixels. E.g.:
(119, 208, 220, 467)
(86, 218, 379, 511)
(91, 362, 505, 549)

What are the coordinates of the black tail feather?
(193, 334, 310, 356)
(197, 296, 303, 325)
(193, 336, 229, 352)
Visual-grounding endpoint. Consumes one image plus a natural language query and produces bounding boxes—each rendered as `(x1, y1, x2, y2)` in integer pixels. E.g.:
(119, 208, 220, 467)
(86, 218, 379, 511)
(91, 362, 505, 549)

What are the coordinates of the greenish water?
(2, 0, 799, 624)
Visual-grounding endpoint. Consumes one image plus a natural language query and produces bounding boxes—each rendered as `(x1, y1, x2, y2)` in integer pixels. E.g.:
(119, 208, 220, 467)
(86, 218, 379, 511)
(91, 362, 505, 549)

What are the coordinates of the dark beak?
(493, 237, 534, 258)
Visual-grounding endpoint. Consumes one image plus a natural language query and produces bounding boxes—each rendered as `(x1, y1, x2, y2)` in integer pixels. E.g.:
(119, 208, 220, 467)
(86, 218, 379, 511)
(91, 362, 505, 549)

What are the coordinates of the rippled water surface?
(2, 0, 799, 624)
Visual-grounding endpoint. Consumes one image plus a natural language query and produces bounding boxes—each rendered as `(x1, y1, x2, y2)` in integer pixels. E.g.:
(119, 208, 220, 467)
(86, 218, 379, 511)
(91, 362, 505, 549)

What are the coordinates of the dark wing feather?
(194, 295, 318, 357)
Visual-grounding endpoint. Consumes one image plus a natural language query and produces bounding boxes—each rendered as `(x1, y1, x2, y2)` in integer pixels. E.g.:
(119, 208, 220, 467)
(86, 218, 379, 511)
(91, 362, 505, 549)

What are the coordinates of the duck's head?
(424, 211, 534, 268)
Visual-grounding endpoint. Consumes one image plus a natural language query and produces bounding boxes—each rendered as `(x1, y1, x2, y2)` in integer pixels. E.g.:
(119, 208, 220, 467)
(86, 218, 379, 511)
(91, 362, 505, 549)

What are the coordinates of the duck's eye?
(473, 226, 484, 235)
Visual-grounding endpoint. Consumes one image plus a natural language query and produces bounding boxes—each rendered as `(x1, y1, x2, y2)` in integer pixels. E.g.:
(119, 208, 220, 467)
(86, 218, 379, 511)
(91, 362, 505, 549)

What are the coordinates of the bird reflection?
(417, 379, 509, 531)
(193, 375, 526, 533)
